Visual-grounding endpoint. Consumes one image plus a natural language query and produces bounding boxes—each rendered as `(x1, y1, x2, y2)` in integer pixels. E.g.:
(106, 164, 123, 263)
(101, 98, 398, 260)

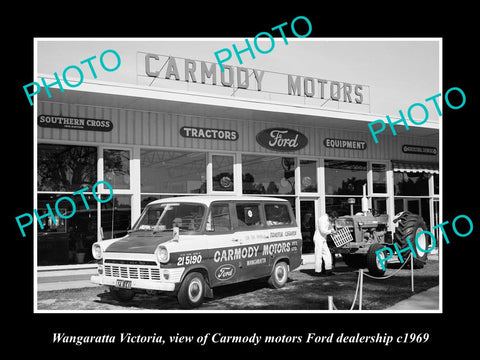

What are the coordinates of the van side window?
(236, 203, 261, 227)
(265, 203, 292, 226)
(206, 203, 231, 232)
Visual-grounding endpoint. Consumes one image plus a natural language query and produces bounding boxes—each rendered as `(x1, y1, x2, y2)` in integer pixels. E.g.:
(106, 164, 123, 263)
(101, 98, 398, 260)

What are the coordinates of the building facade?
(35, 43, 440, 266)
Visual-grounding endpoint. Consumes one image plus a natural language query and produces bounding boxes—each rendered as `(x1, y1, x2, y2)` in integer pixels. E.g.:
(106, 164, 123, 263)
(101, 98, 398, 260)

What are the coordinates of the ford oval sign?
(215, 264, 236, 281)
(256, 128, 308, 152)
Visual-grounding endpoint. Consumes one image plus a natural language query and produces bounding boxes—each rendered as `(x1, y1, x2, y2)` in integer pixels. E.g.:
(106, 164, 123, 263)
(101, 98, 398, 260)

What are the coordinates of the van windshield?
(132, 203, 205, 232)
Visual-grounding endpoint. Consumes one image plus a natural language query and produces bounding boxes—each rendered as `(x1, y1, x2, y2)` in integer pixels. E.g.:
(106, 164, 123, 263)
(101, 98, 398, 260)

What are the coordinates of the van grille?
(104, 264, 161, 281)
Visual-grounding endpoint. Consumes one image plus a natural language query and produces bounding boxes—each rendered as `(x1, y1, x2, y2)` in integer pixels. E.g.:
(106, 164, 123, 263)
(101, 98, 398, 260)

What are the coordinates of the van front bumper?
(91, 275, 177, 292)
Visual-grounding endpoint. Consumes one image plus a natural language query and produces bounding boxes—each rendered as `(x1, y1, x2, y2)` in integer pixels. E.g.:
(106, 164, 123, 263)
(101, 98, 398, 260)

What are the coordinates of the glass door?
(209, 153, 235, 193)
(394, 198, 421, 216)
(300, 200, 316, 254)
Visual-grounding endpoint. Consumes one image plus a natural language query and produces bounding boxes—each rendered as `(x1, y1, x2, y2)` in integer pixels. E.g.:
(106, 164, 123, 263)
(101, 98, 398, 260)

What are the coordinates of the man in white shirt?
(313, 211, 337, 276)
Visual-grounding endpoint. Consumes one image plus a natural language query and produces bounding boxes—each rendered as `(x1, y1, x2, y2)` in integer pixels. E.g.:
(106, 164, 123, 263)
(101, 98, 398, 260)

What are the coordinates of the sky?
(36, 38, 440, 119)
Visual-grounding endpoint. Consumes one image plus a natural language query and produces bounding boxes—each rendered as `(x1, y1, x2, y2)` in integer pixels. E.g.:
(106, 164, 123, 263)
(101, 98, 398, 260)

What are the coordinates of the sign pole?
(359, 269, 363, 310)
(411, 254, 415, 293)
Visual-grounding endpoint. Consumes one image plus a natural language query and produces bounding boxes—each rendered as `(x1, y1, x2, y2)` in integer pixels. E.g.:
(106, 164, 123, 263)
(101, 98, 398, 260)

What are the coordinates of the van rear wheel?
(177, 272, 206, 309)
(268, 261, 289, 289)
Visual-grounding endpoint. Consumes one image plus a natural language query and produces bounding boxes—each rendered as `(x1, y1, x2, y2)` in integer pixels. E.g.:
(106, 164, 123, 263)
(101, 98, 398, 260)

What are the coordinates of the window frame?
(324, 159, 368, 196)
(232, 201, 266, 230)
(264, 202, 294, 228)
(139, 148, 207, 195)
(208, 153, 235, 194)
(369, 162, 388, 195)
(37, 142, 98, 193)
(205, 201, 234, 234)
(241, 154, 296, 195)
(101, 147, 132, 191)
(299, 158, 319, 194)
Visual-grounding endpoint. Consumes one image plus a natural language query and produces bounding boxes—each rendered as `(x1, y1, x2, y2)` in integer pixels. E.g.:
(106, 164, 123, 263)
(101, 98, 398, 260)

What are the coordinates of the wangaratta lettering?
(52, 333, 116, 346)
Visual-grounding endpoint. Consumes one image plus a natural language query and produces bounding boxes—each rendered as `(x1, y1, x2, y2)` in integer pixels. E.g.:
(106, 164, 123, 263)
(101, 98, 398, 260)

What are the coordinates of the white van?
(91, 196, 302, 308)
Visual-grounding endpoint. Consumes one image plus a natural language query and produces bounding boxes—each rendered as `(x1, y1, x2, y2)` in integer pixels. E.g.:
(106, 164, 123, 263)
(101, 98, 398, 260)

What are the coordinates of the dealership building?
(34, 41, 440, 267)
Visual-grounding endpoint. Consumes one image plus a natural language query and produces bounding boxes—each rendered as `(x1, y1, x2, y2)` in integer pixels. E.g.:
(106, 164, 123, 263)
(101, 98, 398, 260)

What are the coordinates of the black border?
(8, 5, 478, 355)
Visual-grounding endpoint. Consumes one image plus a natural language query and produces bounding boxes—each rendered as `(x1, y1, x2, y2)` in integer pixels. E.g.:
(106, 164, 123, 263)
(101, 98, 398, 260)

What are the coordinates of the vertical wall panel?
(37, 101, 438, 165)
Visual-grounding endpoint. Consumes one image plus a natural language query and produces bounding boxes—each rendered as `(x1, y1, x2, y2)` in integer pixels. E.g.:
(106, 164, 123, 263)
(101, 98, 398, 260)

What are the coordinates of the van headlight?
(92, 243, 103, 260)
(155, 245, 169, 263)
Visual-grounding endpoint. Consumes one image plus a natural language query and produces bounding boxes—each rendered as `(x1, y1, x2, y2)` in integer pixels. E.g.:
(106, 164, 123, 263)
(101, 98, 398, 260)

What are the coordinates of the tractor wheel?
(366, 243, 387, 276)
(394, 211, 430, 268)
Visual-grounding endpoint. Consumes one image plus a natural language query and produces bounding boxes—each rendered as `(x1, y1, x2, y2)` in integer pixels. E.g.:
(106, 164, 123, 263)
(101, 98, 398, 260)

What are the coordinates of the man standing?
(313, 210, 337, 276)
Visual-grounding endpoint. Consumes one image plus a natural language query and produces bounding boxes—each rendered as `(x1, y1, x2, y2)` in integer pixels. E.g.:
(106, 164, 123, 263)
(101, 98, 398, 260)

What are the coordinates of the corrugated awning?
(392, 161, 439, 174)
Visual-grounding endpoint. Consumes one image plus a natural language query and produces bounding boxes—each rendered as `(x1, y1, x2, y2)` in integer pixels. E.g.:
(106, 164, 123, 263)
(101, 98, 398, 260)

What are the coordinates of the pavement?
(37, 264, 100, 291)
(36, 253, 440, 311)
(386, 285, 439, 310)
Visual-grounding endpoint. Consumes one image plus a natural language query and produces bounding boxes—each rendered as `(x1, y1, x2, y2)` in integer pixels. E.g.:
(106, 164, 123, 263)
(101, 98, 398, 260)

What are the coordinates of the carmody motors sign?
(256, 128, 308, 152)
(143, 54, 367, 104)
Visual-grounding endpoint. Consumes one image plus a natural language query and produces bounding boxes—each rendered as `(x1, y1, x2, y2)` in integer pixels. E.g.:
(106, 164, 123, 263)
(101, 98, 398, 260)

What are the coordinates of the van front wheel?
(177, 272, 206, 309)
(268, 261, 289, 289)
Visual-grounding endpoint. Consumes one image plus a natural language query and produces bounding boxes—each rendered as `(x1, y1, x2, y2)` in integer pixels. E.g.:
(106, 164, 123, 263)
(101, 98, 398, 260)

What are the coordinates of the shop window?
(37, 193, 98, 266)
(433, 173, 439, 195)
(212, 155, 234, 192)
(421, 198, 431, 229)
(394, 199, 404, 214)
(325, 197, 363, 217)
(206, 203, 231, 232)
(265, 203, 292, 226)
(394, 172, 429, 196)
(300, 160, 317, 192)
(141, 195, 161, 212)
(101, 195, 131, 239)
(372, 163, 387, 193)
(236, 203, 261, 227)
(141, 150, 206, 194)
(104, 149, 130, 189)
(371, 197, 387, 215)
(38, 144, 97, 192)
(324, 160, 367, 195)
(242, 155, 295, 195)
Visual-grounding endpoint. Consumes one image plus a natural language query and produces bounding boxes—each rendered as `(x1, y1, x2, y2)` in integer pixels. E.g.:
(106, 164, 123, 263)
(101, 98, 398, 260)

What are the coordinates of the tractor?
(327, 196, 431, 276)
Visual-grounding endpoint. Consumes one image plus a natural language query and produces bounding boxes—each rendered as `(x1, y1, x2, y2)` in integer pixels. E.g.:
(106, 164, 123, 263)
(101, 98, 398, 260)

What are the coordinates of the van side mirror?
(172, 226, 180, 241)
(206, 222, 215, 232)
(206, 212, 214, 232)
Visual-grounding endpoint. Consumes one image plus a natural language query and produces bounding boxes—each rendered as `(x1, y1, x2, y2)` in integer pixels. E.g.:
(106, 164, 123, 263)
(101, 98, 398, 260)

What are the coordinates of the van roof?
(147, 195, 290, 207)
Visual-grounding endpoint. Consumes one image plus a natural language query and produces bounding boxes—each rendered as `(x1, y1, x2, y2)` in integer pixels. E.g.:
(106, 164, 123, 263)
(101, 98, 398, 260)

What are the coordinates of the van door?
(232, 202, 271, 282)
(205, 202, 240, 287)
(264, 201, 302, 270)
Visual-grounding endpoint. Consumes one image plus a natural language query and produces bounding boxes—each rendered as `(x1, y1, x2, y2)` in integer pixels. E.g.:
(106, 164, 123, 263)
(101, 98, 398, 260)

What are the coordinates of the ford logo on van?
(215, 264, 236, 281)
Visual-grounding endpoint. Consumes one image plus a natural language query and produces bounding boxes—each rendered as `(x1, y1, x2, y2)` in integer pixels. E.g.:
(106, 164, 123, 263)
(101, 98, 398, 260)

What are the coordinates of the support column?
(130, 146, 142, 227)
